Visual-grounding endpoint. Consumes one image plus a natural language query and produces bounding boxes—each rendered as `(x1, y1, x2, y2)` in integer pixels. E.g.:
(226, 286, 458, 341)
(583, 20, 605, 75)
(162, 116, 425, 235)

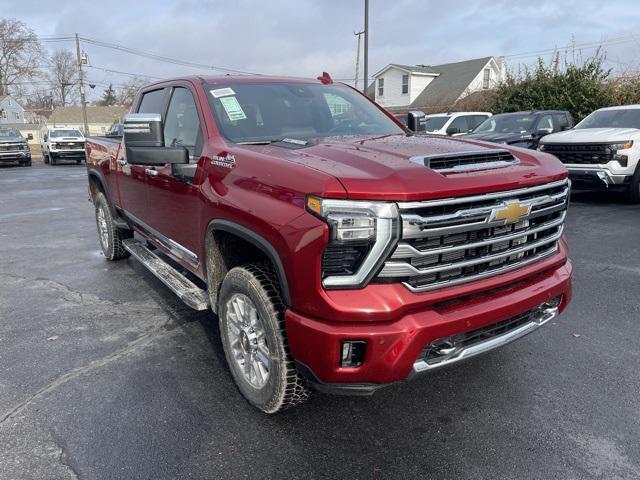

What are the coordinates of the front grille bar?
(380, 226, 563, 278)
(392, 211, 566, 259)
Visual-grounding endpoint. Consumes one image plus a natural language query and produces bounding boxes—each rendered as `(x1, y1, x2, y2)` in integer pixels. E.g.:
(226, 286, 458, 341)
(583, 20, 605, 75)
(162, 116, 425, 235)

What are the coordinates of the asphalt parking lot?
(1, 162, 639, 480)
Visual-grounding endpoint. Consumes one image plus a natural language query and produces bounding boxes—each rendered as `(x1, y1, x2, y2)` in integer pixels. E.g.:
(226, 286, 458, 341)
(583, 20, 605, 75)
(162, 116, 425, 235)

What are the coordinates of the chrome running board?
(123, 239, 209, 311)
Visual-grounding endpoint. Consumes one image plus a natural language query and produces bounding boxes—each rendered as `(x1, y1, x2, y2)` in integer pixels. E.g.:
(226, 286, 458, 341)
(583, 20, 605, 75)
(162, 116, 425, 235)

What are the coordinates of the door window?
(138, 89, 166, 115)
(163, 87, 202, 158)
(537, 114, 554, 131)
(554, 113, 569, 131)
(448, 116, 469, 134)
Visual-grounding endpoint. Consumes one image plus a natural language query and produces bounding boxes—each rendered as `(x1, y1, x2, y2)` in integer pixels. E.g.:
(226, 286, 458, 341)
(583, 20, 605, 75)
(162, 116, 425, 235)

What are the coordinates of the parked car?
(0, 127, 32, 167)
(41, 127, 86, 165)
(105, 123, 124, 137)
(85, 75, 572, 413)
(464, 110, 574, 149)
(539, 105, 640, 202)
(422, 111, 492, 136)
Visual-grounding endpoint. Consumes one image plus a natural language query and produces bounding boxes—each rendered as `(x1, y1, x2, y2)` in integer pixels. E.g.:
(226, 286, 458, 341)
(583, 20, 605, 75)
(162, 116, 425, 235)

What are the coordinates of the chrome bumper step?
(123, 239, 209, 311)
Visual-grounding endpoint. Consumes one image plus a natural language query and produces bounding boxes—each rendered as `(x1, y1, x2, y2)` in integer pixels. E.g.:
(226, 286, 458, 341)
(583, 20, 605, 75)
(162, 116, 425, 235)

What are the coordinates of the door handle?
(116, 159, 126, 166)
(145, 168, 158, 177)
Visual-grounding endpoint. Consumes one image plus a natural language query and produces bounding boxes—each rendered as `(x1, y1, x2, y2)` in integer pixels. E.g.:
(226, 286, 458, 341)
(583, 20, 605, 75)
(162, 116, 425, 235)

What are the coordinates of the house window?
(483, 68, 491, 89)
(1, 110, 6, 120)
(14, 112, 20, 121)
(377, 78, 384, 97)
(401, 74, 409, 94)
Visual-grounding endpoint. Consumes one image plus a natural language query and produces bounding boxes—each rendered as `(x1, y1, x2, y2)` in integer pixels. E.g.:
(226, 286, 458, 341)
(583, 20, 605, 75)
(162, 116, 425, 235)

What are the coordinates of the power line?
(79, 36, 265, 76)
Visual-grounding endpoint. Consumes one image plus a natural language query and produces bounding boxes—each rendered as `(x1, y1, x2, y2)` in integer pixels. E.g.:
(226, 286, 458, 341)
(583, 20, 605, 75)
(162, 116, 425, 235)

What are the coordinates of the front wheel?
(624, 166, 640, 203)
(93, 192, 131, 260)
(43, 153, 50, 164)
(218, 264, 310, 413)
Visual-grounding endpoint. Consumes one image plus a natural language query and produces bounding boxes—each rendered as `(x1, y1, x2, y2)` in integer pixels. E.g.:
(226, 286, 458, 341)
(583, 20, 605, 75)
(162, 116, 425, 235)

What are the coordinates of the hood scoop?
(409, 148, 519, 174)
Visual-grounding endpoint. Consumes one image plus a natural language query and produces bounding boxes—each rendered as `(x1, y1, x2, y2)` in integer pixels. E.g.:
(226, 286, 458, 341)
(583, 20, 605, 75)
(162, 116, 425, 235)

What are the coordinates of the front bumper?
(51, 149, 86, 159)
(0, 151, 30, 162)
(566, 166, 631, 188)
(286, 249, 572, 394)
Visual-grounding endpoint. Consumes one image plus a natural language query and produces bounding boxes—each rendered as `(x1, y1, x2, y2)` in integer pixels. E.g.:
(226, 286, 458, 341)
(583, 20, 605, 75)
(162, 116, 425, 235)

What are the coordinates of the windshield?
(423, 116, 448, 132)
(0, 127, 21, 138)
(50, 129, 83, 138)
(473, 114, 537, 134)
(576, 109, 640, 129)
(206, 82, 404, 143)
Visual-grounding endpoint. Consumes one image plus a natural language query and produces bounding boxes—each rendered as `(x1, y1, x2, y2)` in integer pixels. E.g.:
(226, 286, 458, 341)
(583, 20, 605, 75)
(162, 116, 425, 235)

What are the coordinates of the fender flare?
(87, 169, 130, 229)
(207, 219, 292, 306)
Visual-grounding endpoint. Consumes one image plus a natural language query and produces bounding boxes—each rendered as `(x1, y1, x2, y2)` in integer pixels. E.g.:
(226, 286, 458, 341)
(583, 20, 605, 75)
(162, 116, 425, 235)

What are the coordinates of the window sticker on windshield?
(210, 87, 235, 98)
(220, 96, 247, 121)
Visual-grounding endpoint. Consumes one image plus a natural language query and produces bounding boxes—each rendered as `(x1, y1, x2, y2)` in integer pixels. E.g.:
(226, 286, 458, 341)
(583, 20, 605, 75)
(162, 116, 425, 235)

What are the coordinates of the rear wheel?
(218, 264, 310, 413)
(93, 192, 131, 260)
(624, 166, 640, 203)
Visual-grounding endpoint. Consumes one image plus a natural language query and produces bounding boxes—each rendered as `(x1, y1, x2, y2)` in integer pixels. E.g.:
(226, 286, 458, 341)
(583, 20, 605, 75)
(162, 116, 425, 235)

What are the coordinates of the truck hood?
(0, 136, 25, 143)
(264, 134, 566, 201)
(541, 127, 640, 144)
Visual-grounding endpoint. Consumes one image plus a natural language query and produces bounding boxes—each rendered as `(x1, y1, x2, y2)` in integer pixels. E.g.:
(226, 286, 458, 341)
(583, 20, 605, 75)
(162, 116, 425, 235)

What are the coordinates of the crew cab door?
(117, 87, 169, 224)
(145, 86, 203, 267)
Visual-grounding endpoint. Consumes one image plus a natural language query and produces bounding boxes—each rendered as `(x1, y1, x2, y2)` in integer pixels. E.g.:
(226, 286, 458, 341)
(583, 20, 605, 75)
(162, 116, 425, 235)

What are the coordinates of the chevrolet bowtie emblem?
(492, 201, 531, 224)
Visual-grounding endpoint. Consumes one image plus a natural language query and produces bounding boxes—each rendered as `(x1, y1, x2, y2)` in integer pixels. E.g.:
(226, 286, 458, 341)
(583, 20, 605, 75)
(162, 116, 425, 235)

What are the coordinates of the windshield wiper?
(237, 138, 310, 146)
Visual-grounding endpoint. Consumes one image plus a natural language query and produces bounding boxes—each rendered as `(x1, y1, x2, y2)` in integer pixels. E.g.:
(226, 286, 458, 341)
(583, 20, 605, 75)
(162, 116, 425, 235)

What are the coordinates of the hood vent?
(410, 149, 519, 173)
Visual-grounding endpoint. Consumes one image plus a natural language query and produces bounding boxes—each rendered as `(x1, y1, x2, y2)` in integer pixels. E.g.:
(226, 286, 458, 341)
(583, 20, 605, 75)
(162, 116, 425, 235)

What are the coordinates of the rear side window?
(163, 87, 201, 157)
(138, 89, 166, 114)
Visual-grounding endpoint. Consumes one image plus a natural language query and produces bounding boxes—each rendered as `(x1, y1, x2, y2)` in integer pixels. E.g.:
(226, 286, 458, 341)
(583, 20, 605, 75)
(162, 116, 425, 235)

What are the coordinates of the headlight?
(50, 142, 57, 149)
(609, 141, 633, 151)
(306, 196, 399, 289)
(538, 144, 547, 151)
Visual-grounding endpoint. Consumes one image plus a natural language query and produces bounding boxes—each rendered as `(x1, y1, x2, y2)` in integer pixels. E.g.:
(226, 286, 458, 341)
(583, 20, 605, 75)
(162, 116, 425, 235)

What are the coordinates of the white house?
(0, 95, 26, 124)
(371, 56, 507, 111)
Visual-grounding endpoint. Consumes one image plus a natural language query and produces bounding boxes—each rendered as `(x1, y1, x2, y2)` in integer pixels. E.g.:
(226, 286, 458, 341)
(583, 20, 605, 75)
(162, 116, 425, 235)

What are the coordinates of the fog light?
(340, 340, 366, 368)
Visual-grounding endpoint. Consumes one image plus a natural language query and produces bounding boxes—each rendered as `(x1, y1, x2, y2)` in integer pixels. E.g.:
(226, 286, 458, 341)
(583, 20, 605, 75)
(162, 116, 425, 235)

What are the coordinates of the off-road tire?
(93, 191, 131, 260)
(218, 263, 310, 413)
(623, 165, 640, 203)
(50, 154, 56, 165)
(43, 153, 50, 164)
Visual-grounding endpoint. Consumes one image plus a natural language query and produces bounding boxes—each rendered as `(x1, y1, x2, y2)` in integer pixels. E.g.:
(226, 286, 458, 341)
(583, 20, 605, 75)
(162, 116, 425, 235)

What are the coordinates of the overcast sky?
(2, 0, 639, 101)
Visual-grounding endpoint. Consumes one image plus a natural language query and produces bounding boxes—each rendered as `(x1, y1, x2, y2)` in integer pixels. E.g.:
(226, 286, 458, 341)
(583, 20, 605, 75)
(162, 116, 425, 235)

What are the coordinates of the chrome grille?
(377, 179, 569, 292)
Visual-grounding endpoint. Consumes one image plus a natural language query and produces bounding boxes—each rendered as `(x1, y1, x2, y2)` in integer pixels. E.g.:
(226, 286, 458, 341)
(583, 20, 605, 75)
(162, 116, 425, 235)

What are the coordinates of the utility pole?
(75, 34, 89, 135)
(363, 0, 369, 95)
(354, 31, 364, 90)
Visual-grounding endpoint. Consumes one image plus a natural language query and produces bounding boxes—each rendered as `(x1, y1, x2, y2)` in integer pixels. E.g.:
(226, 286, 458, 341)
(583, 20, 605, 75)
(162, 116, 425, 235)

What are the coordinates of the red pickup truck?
(85, 74, 573, 413)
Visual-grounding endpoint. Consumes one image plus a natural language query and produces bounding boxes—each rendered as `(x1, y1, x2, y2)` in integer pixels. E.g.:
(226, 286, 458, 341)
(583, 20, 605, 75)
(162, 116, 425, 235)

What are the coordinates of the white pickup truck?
(539, 105, 640, 202)
(41, 127, 86, 165)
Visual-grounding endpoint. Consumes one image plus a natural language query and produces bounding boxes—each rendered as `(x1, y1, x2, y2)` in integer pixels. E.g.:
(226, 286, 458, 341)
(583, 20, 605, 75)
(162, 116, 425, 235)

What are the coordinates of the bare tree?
(117, 76, 147, 109)
(49, 49, 77, 106)
(0, 18, 45, 96)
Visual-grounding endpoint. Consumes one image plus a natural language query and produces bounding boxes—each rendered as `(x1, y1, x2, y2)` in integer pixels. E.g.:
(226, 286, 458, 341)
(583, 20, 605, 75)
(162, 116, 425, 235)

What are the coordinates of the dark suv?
(463, 110, 574, 149)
